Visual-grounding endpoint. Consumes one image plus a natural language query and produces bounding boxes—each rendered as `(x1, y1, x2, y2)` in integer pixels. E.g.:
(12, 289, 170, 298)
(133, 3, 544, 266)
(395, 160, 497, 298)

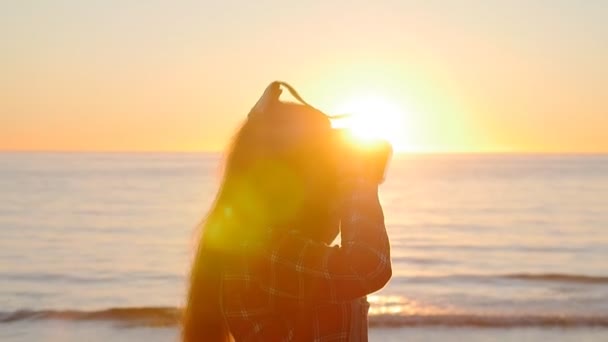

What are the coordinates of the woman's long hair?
(182, 102, 338, 342)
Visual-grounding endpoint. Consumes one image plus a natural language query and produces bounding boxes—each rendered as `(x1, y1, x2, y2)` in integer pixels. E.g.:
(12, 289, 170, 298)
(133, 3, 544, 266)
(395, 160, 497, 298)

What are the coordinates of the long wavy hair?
(182, 101, 339, 342)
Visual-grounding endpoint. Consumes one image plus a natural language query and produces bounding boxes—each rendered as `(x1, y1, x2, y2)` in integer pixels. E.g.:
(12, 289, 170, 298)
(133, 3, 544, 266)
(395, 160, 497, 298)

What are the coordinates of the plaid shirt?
(220, 181, 391, 341)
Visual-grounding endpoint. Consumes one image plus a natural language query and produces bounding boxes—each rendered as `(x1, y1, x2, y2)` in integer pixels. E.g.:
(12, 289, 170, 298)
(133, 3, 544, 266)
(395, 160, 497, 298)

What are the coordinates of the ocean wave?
(370, 314, 608, 327)
(391, 273, 608, 285)
(502, 273, 608, 284)
(1, 272, 182, 284)
(402, 243, 589, 253)
(0, 307, 179, 327)
(2, 307, 607, 328)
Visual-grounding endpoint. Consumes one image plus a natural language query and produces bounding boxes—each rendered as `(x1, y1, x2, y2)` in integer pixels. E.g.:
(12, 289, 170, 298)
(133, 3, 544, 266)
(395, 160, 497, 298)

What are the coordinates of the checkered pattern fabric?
(221, 181, 391, 341)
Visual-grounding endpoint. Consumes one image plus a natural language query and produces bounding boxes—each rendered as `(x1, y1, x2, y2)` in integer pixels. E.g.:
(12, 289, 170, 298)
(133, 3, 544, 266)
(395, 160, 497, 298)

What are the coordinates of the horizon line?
(1, 149, 607, 156)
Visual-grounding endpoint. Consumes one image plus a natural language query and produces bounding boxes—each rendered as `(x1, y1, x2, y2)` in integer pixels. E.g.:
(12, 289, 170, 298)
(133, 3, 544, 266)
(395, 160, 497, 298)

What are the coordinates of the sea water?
(1, 153, 607, 341)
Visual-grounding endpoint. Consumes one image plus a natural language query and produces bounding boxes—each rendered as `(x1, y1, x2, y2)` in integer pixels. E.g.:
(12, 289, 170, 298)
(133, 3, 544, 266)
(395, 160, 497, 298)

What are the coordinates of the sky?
(1, 0, 607, 153)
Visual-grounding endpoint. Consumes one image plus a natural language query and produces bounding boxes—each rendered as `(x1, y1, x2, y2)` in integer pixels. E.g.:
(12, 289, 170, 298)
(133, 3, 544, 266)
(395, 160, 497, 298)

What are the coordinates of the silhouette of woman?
(182, 82, 392, 341)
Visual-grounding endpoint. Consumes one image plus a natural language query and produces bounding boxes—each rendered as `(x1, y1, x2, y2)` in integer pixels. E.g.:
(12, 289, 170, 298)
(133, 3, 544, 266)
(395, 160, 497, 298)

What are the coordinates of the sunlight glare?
(332, 95, 408, 151)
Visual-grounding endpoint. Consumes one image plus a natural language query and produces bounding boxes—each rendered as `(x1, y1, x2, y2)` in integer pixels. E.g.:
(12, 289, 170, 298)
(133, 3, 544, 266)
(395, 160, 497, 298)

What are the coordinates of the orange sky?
(1, 1, 607, 153)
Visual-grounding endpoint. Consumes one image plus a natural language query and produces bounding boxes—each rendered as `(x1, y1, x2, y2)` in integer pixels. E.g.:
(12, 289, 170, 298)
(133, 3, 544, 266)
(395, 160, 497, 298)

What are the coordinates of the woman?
(183, 82, 392, 341)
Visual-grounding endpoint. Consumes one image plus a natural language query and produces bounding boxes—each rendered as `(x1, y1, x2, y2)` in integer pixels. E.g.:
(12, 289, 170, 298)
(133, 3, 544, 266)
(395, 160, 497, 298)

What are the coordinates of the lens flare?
(204, 158, 307, 253)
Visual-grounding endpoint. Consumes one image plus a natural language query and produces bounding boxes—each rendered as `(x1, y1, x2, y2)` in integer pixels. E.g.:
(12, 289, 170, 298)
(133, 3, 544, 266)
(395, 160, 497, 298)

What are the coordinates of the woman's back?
(220, 180, 390, 341)
(183, 82, 392, 341)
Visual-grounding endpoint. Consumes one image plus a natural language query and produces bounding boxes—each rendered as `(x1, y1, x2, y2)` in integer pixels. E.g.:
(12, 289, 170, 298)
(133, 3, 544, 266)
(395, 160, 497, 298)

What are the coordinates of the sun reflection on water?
(367, 295, 449, 316)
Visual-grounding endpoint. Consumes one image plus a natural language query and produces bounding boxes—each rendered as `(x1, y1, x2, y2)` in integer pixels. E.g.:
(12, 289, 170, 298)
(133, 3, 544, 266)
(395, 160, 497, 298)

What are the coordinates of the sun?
(331, 95, 409, 151)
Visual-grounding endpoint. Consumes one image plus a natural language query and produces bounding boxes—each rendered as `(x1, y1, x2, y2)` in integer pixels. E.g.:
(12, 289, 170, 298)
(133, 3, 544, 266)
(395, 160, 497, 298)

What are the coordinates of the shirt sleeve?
(255, 180, 392, 304)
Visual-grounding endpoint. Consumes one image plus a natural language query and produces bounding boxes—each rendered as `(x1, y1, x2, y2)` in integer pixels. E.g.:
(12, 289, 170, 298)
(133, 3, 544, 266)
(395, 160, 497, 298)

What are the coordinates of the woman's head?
(220, 100, 340, 238)
(182, 98, 340, 342)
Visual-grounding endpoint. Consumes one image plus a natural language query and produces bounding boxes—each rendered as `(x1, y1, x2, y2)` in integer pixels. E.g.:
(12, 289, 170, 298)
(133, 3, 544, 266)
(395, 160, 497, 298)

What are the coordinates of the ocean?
(1, 152, 607, 341)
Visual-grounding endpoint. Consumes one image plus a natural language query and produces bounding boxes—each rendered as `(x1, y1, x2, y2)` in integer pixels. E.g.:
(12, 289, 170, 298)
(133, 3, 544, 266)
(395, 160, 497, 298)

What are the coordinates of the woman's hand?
(333, 131, 392, 186)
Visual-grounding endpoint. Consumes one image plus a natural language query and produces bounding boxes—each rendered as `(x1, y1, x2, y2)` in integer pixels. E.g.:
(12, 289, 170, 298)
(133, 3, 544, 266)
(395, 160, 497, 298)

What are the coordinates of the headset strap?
(249, 81, 350, 120)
